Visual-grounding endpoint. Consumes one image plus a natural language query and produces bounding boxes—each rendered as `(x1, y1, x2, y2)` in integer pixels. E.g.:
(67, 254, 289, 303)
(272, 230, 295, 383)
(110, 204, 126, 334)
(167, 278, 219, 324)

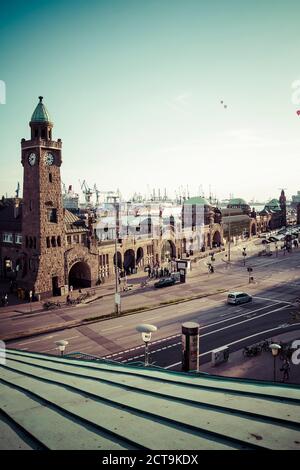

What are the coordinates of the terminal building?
(0, 97, 287, 298)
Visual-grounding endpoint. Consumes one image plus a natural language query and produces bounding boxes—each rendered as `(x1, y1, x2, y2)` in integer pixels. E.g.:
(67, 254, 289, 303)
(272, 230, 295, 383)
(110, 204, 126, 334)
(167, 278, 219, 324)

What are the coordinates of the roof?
(64, 210, 88, 233)
(265, 199, 281, 211)
(228, 198, 248, 206)
(222, 214, 250, 223)
(184, 196, 209, 206)
(1, 349, 299, 450)
(31, 96, 52, 124)
(0, 199, 22, 232)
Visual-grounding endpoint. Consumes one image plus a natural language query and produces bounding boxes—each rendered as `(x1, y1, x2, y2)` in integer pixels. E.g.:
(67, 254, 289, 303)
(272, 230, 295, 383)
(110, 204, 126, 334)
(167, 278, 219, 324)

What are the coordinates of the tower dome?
(31, 96, 52, 123)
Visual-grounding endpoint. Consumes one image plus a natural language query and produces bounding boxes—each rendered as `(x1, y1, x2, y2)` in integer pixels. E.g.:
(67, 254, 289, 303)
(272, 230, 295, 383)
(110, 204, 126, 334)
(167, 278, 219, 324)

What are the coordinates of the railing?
(21, 139, 62, 149)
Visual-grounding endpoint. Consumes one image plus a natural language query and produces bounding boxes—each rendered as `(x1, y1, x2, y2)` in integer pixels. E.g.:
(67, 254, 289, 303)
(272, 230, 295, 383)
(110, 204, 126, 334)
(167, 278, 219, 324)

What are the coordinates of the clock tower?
(21, 96, 66, 297)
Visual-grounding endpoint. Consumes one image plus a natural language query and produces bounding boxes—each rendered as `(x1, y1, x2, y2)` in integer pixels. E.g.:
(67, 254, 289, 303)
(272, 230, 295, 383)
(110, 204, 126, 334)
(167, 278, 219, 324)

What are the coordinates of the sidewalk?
(0, 235, 279, 314)
(200, 330, 300, 385)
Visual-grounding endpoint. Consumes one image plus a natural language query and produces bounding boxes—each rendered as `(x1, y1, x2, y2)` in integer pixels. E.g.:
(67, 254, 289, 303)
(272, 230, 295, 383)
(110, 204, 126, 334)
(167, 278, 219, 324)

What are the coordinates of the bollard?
(182, 322, 200, 372)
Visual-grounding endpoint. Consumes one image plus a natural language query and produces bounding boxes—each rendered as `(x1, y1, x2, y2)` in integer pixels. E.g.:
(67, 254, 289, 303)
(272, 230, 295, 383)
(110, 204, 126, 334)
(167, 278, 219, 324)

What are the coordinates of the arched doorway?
(124, 249, 135, 274)
(113, 252, 122, 270)
(69, 262, 91, 289)
(212, 231, 221, 247)
(136, 247, 144, 266)
(161, 240, 176, 262)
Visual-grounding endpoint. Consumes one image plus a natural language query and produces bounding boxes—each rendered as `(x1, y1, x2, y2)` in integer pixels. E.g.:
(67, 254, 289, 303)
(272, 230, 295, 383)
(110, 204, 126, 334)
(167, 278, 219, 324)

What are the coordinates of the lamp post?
(270, 343, 281, 382)
(228, 213, 231, 262)
(247, 266, 253, 283)
(29, 290, 32, 313)
(113, 198, 121, 315)
(55, 340, 69, 356)
(136, 324, 157, 366)
(242, 247, 247, 266)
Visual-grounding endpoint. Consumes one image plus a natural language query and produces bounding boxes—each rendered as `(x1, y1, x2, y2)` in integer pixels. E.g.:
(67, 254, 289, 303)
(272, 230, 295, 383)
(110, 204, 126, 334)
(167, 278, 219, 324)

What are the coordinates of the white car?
(227, 292, 252, 305)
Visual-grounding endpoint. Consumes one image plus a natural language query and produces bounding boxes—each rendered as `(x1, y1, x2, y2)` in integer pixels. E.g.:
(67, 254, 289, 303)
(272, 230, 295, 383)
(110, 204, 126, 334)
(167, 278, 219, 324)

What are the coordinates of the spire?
(31, 96, 52, 123)
(29, 96, 53, 140)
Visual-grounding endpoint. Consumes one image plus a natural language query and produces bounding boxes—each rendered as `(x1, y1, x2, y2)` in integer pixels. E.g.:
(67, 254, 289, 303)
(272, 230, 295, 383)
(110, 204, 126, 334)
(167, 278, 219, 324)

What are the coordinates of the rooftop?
(228, 198, 248, 206)
(31, 96, 52, 124)
(0, 349, 299, 450)
(184, 196, 209, 206)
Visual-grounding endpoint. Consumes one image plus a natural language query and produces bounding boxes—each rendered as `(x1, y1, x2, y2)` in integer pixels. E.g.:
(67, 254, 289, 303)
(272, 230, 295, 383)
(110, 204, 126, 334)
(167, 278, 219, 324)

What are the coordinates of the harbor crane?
(93, 184, 118, 205)
(80, 180, 94, 206)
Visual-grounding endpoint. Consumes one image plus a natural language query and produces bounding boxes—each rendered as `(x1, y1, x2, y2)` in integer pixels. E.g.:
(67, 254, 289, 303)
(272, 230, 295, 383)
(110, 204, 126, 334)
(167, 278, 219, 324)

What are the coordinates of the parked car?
(261, 239, 271, 244)
(227, 292, 252, 305)
(154, 277, 176, 288)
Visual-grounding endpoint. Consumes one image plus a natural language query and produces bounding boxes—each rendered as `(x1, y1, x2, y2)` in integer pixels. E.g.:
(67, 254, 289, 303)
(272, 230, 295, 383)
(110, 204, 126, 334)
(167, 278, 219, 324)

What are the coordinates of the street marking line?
(146, 304, 288, 361)
(102, 302, 289, 360)
(253, 296, 293, 305)
(102, 325, 124, 332)
(199, 305, 289, 339)
(165, 319, 297, 369)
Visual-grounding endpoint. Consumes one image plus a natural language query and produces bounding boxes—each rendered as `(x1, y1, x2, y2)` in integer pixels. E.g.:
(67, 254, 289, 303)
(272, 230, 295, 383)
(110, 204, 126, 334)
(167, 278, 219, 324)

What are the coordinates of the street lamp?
(247, 266, 253, 283)
(242, 247, 247, 266)
(136, 324, 157, 366)
(270, 343, 281, 382)
(55, 340, 69, 356)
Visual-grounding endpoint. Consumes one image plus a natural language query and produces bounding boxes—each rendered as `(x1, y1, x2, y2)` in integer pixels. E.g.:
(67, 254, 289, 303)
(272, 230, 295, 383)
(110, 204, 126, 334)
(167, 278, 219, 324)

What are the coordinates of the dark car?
(154, 277, 176, 288)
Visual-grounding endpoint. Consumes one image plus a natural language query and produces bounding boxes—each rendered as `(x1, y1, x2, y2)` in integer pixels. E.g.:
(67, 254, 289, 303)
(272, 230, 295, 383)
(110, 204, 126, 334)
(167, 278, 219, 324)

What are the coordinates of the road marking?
(103, 302, 289, 360)
(199, 305, 289, 339)
(18, 336, 54, 346)
(165, 323, 299, 369)
(102, 325, 124, 332)
(253, 296, 293, 305)
(134, 305, 290, 365)
(14, 332, 67, 347)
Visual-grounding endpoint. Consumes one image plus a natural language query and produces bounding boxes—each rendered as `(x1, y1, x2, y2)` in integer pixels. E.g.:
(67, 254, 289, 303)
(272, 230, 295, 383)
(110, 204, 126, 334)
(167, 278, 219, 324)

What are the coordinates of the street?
(3, 237, 300, 373)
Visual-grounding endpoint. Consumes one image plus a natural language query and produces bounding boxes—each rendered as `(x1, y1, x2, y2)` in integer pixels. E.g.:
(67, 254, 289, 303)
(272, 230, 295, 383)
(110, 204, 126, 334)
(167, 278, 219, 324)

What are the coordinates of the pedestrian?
(280, 358, 291, 382)
(4, 293, 8, 306)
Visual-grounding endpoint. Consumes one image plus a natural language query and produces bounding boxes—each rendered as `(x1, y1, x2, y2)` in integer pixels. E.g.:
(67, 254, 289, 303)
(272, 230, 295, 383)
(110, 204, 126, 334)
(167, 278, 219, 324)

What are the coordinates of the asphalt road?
(5, 239, 300, 370)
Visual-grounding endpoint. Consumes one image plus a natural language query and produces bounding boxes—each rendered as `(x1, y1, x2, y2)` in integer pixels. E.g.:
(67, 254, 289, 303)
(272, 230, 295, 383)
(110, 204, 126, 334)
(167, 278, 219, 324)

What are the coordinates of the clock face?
(28, 153, 36, 166)
(44, 152, 54, 166)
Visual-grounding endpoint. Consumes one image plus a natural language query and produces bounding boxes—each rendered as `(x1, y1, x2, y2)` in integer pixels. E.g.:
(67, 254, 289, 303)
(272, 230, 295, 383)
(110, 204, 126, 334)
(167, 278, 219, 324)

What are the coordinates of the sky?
(1, 0, 300, 203)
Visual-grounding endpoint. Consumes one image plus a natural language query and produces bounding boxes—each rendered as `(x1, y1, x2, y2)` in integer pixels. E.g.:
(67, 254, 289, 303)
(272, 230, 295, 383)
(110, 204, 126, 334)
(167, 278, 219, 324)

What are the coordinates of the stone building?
(0, 97, 288, 298)
(0, 98, 191, 297)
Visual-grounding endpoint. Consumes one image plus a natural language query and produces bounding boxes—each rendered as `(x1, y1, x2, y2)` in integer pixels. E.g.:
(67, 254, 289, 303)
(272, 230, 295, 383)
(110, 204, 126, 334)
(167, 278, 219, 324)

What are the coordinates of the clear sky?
(1, 0, 300, 203)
